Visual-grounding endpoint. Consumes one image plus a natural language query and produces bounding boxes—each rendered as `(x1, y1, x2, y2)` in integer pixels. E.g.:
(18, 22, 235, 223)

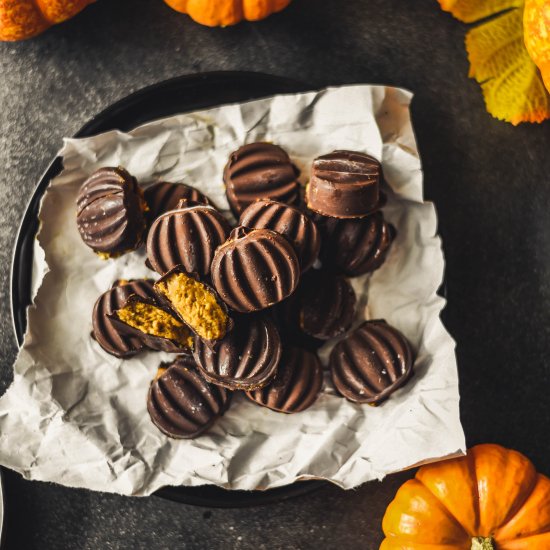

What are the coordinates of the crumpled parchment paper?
(0, 85, 465, 496)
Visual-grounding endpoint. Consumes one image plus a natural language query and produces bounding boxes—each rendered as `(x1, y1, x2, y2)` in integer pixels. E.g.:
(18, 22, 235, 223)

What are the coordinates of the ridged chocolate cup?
(224, 142, 301, 216)
(147, 203, 231, 277)
(144, 181, 215, 226)
(299, 271, 356, 340)
(193, 313, 282, 391)
(153, 266, 232, 345)
(271, 293, 324, 352)
(76, 166, 147, 257)
(239, 199, 321, 272)
(306, 150, 385, 219)
(245, 347, 323, 413)
(316, 211, 395, 277)
(211, 226, 300, 313)
(91, 279, 156, 358)
(147, 356, 231, 439)
(329, 320, 414, 405)
(108, 294, 192, 354)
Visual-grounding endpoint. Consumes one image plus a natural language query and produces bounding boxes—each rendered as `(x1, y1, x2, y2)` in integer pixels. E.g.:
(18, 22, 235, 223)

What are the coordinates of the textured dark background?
(1, 0, 550, 548)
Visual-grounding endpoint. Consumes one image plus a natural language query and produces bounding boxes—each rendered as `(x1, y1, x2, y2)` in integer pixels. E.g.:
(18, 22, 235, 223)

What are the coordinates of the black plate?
(10, 71, 327, 507)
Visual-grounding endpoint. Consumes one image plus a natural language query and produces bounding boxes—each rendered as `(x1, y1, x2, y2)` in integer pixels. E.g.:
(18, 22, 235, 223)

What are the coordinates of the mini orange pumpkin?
(0, 0, 94, 41)
(164, 0, 292, 27)
(381, 444, 550, 549)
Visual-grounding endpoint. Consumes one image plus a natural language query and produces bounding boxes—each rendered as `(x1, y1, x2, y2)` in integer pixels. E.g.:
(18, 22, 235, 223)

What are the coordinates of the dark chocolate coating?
(299, 271, 356, 340)
(146, 204, 230, 276)
(108, 294, 191, 354)
(211, 226, 300, 313)
(330, 320, 414, 405)
(306, 150, 383, 218)
(193, 314, 282, 390)
(147, 356, 231, 439)
(224, 142, 301, 216)
(144, 181, 214, 225)
(76, 167, 146, 256)
(245, 347, 323, 413)
(271, 293, 324, 352)
(317, 211, 395, 277)
(239, 199, 321, 272)
(91, 279, 156, 358)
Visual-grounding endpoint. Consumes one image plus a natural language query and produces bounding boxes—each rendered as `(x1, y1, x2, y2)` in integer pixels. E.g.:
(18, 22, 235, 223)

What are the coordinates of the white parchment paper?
(0, 85, 465, 496)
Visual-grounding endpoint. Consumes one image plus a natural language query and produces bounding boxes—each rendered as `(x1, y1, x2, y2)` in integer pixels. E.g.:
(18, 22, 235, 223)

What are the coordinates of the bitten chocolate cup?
(299, 271, 356, 340)
(224, 142, 301, 216)
(329, 320, 414, 405)
(108, 294, 193, 354)
(306, 150, 384, 219)
(193, 313, 282, 391)
(239, 199, 321, 272)
(153, 266, 232, 344)
(146, 202, 231, 277)
(245, 347, 323, 413)
(76, 167, 147, 258)
(147, 356, 231, 439)
(92, 279, 156, 358)
(144, 181, 214, 225)
(317, 211, 395, 277)
(211, 226, 300, 313)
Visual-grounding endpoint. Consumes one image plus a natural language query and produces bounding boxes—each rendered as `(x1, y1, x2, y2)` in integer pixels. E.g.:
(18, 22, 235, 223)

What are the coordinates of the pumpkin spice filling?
(154, 271, 229, 341)
(115, 300, 193, 348)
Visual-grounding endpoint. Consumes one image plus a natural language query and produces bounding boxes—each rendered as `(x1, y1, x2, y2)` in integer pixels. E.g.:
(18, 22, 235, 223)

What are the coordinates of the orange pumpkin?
(0, 0, 94, 41)
(524, 0, 550, 94)
(381, 444, 550, 549)
(164, 0, 292, 27)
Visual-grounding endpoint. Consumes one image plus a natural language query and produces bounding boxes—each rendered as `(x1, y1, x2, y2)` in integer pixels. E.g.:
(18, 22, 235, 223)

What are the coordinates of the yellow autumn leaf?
(438, 0, 550, 124)
(524, 0, 550, 93)
(466, 8, 550, 124)
(438, 0, 523, 23)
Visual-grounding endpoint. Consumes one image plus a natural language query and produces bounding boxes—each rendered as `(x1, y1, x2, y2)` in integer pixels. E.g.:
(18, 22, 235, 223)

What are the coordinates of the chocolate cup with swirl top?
(298, 271, 356, 340)
(108, 294, 193, 354)
(239, 199, 321, 272)
(211, 226, 300, 313)
(224, 142, 301, 216)
(329, 320, 414, 405)
(193, 313, 282, 391)
(92, 279, 156, 358)
(306, 150, 385, 219)
(146, 202, 231, 277)
(147, 355, 231, 439)
(246, 347, 323, 413)
(76, 167, 147, 258)
(144, 181, 215, 226)
(153, 266, 232, 346)
(316, 211, 395, 277)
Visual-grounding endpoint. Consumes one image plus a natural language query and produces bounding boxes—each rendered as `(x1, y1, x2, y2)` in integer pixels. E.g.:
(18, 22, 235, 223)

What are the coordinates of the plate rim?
(8, 71, 327, 507)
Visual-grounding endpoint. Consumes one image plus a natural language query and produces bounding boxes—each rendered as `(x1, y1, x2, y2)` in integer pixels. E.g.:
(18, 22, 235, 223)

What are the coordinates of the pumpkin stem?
(471, 537, 496, 550)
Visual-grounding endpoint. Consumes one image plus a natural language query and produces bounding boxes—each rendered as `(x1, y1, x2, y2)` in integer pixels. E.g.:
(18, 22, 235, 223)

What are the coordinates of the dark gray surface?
(1, 0, 550, 548)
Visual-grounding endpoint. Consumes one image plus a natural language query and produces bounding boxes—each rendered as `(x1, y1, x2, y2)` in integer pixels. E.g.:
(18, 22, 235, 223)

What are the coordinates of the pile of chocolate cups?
(76, 143, 414, 439)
